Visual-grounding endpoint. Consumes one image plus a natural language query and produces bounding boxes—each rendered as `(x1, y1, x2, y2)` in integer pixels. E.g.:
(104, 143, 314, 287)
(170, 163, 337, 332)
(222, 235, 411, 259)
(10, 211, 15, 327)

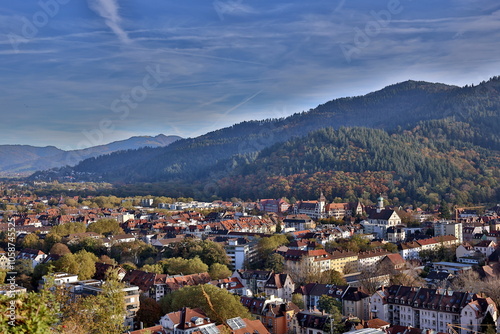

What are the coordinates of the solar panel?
(200, 324, 220, 334)
(227, 317, 246, 330)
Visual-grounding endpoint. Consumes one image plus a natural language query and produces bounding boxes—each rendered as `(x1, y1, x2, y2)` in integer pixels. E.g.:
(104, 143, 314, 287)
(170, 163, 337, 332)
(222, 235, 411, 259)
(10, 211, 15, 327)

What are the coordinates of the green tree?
(22, 233, 42, 249)
(164, 240, 229, 267)
(43, 233, 62, 253)
(209, 263, 232, 279)
(87, 218, 124, 236)
(264, 253, 284, 272)
(382, 243, 398, 253)
(162, 284, 251, 324)
(54, 250, 97, 280)
(141, 264, 164, 274)
(0, 289, 59, 333)
(317, 295, 344, 334)
(292, 293, 304, 309)
(161, 257, 208, 275)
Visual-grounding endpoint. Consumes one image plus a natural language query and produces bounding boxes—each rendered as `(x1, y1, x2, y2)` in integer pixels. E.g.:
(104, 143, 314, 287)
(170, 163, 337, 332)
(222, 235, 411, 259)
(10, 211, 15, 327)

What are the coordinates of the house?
(380, 253, 406, 271)
(0, 284, 27, 297)
(232, 269, 273, 295)
(16, 248, 48, 268)
(209, 277, 249, 296)
(294, 193, 327, 219)
(223, 317, 270, 334)
(473, 240, 497, 257)
(357, 249, 392, 271)
(123, 270, 211, 301)
(283, 215, 316, 231)
(362, 196, 401, 238)
(283, 249, 331, 278)
(264, 273, 295, 302)
(240, 295, 299, 334)
(386, 225, 406, 243)
(160, 307, 218, 334)
(0, 251, 11, 270)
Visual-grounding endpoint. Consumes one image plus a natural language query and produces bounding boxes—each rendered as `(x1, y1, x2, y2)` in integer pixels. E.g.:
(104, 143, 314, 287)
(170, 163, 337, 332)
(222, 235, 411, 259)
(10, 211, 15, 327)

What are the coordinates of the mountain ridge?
(0, 134, 182, 175)
(29, 76, 500, 204)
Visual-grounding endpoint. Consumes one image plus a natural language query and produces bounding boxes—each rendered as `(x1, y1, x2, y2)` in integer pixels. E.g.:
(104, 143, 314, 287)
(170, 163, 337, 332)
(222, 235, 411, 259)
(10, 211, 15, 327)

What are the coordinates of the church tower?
(376, 195, 384, 213)
(317, 191, 326, 218)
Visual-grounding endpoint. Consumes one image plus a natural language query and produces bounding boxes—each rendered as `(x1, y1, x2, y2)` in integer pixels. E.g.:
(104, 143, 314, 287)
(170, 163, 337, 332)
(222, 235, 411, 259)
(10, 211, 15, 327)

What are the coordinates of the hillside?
(0, 134, 181, 175)
(30, 77, 500, 204)
(216, 125, 500, 204)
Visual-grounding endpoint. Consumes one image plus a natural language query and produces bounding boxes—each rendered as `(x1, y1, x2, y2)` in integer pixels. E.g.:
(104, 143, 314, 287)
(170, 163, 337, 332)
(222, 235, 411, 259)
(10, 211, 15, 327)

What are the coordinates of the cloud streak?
(87, 0, 131, 44)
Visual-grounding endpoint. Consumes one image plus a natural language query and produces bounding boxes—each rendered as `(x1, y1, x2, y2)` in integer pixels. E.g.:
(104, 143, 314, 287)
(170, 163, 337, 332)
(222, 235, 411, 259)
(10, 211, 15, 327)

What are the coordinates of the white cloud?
(87, 0, 131, 44)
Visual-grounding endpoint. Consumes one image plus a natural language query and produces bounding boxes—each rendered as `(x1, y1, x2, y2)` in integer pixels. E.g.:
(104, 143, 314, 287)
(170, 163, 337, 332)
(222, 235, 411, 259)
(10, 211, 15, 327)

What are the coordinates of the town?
(1, 182, 499, 334)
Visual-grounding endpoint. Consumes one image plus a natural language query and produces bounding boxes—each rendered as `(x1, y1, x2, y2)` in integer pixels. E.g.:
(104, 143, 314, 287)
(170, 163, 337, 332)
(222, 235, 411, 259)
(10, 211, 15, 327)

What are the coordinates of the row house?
(398, 236, 459, 261)
(370, 285, 498, 334)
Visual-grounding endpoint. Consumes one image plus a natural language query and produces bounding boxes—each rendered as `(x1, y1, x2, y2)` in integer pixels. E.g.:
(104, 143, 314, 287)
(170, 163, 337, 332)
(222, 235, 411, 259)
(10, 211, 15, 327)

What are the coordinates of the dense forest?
(30, 77, 500, 205)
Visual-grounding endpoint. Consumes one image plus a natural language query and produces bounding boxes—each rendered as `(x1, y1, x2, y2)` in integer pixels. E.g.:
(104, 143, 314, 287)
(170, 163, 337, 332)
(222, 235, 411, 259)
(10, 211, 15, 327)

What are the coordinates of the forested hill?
(216, 125, 500, 204)
(30, 77, 500, 204)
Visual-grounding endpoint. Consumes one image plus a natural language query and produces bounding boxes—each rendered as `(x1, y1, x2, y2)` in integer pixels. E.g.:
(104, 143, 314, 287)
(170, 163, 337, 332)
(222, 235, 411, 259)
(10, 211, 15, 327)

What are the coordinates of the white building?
(434, 221, 463, 243)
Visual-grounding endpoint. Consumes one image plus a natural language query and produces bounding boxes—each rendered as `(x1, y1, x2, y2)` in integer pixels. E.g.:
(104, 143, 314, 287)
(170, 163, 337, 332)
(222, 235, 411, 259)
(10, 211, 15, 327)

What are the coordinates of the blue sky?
(1, 0, 499, 150)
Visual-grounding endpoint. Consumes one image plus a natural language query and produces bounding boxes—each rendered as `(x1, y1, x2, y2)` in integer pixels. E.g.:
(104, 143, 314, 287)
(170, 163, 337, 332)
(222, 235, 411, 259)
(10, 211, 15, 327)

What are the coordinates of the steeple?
(377, 195, 384, 213)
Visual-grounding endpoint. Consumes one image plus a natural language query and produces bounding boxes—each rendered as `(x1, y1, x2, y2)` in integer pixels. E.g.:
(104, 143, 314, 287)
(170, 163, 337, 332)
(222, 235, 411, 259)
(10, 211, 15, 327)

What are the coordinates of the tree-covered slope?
(216, 124, 500, 204)
(30, 77, 500, 205)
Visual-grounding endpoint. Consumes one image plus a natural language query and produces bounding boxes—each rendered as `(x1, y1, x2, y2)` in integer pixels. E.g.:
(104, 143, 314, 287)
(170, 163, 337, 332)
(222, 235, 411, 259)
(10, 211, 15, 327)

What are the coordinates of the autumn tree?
(49, 242, 71, 256)
(136, 296, 163, 327)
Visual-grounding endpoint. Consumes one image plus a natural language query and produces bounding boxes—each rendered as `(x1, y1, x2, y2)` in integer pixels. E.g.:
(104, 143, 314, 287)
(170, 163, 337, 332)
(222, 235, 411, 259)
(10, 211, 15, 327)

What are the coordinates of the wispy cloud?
(87, 0, 131, 44)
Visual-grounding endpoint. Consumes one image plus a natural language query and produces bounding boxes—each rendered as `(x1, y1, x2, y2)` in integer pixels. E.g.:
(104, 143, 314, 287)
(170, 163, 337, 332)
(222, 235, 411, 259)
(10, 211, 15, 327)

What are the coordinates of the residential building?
(283, 215, 316, 231)
(434, 221, 463, 243)
(224, 238, 258, 270)
(160, 307, 218, 334)
(329, 250, 358, 274)
(232, 269, 273, 295)
(240, 295, 299, 334)
(370, 285, 498, 334)
(15, 248, 48, 268)
(362, 196, 402, 238)
(283, 249, 331, 278)
(291, 311, 330, 334)
(264, 273, 295, 302)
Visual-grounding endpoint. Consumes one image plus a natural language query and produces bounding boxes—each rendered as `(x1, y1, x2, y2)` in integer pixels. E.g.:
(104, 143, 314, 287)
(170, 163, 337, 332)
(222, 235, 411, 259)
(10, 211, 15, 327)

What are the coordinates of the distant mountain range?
(29, 77, 500, 205)
(0, 134, 181, 176)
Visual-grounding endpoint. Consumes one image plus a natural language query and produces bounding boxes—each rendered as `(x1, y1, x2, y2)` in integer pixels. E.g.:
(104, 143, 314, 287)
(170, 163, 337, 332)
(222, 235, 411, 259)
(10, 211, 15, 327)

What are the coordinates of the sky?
(1, 0, 500, 150)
